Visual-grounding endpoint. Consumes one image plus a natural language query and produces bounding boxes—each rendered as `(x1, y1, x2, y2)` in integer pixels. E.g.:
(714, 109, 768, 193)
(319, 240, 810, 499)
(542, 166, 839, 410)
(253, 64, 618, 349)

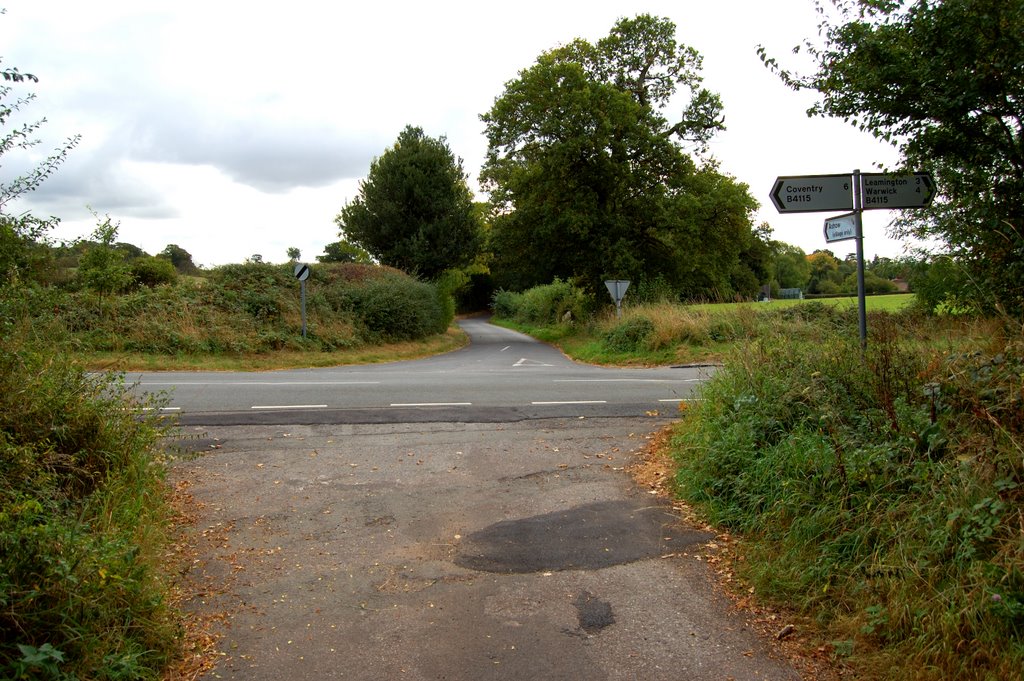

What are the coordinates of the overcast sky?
(1, 0, 918, 268)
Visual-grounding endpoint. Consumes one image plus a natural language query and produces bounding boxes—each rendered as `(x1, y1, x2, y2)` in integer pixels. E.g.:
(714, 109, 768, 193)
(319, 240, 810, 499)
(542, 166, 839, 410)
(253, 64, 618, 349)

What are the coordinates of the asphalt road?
(132, 317, 712, 426)
(173, 418, 804, 681)
(167, 319, 810, 679)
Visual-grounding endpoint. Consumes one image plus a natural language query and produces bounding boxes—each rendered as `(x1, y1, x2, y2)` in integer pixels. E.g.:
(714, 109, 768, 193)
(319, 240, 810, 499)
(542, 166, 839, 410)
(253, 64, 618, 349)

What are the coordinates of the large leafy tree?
(481, 14, 759, 296)
(771, 241, 811, 290)
(336, 126, 482, 279)
(759, 0, 1024, 312)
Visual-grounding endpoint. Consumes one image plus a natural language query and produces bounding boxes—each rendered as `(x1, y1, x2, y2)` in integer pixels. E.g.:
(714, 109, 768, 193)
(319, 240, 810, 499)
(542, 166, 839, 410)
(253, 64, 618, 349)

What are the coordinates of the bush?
(603, 315, 655, 352)
(340, 273, 447, 341)
(907, 256, 979, 315)
(491, 289, 522, 319)
(130, 256, 178, 288)
(433, 268, 466, 329)
(490, 279, 591, 325)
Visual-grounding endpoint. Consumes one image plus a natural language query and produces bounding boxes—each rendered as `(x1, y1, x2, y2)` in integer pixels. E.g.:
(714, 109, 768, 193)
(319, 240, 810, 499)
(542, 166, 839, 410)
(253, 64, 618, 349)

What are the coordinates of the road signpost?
(294, 263, 310, 338)
(604, 280, 630, 318)
(770, 170, 935, 348)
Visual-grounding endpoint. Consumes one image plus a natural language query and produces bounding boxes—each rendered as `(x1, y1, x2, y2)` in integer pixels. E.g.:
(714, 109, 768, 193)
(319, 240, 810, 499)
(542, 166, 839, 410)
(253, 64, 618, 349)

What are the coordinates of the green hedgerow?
(1, 333, 179, 679)
(671, 313, 1024, 679)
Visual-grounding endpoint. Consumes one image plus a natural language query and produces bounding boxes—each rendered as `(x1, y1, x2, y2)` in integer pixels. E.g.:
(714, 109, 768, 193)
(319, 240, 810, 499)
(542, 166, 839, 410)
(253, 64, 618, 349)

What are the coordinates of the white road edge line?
(553, 378, 702, 383)
(251, 404, 328, 410)
(659, 398, 705, 402)
(143, 381, 381, 386)
(531, 400, 607, 405)
(390, 402, 473, 407)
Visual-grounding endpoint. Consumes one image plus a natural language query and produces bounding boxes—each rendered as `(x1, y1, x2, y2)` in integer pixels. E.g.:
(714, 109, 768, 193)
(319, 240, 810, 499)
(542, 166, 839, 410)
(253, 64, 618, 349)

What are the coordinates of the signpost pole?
(301, 279, 307, 339)
(853, 169, 867, 350)
(294, 263, 311, 339)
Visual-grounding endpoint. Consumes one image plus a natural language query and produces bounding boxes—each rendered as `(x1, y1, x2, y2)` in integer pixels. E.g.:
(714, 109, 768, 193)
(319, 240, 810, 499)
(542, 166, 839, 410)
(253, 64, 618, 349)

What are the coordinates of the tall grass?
(671, 313, 1024, 679)
(1, 328, 179, 679)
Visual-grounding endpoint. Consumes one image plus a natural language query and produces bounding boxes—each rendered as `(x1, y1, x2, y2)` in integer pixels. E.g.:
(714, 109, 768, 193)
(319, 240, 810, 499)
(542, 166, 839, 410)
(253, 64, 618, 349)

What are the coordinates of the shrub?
(491, 289, 522, 319)
(518, 279, 590, 324)
(130, 256, 178, 288)
(340, 273, 447, 341)
(630, 275, 678, 304)
(433, 268, 467, 329)
(907, 256, 978, 314)
(491, 279, 591, 325)
(603, 315, 655, 352)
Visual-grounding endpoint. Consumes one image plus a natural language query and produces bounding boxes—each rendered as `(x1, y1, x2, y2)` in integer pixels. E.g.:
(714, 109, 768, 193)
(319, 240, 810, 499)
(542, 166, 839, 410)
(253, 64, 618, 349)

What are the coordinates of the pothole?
(574, 590, 615, 633)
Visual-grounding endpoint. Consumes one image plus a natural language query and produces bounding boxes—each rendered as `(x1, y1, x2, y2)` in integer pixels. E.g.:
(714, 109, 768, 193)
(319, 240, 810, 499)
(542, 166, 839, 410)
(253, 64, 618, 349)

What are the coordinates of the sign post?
(853, 170, 867, 349)
(770, 170, 935, 349)
(294, 263, 311, 338)
(604, 280, 630, 318)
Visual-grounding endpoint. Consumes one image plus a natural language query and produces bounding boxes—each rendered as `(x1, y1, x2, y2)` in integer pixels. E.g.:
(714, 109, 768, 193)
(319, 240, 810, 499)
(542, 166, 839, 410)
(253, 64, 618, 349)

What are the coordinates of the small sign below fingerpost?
(824, 212, 857, 243)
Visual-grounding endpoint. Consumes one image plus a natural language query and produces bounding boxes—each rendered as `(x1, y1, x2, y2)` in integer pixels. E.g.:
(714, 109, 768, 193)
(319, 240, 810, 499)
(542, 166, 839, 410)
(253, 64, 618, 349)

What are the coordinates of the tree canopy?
(759, 0, 1024, 312)
(158, 244, 199, 274)
(316, 239, 372, 264)
(480, 14, 761, 298)
(335, 125, 482, 280)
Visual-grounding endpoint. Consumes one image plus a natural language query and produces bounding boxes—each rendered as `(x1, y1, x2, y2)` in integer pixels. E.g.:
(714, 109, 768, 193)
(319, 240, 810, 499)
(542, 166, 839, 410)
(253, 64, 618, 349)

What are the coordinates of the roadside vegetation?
(7, 256, 459, 370)
(492, 278, 1023, 679)
(672, 310, 1023, 680)
(0, 327, 179, 679)
(493, 280, 919, 366)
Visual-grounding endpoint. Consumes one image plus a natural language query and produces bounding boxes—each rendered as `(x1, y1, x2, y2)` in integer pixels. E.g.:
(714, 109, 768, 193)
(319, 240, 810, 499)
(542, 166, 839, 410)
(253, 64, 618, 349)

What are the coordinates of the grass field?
(687, 293, 915, 314)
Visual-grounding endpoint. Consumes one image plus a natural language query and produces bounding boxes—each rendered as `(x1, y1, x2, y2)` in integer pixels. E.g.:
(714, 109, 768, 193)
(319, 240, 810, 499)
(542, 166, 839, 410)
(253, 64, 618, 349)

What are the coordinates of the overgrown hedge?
(671, 314, 1024, 679)
(3, 262, 453, 355)
(1, 332, 178, 679)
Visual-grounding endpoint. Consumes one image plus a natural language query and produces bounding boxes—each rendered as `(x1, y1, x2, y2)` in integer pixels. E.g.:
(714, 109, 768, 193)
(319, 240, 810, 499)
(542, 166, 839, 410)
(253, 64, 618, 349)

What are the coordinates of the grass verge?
(80, 326, 468, 372)
(496, 296, 926, 367)
(668, 315, 1023, 679)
